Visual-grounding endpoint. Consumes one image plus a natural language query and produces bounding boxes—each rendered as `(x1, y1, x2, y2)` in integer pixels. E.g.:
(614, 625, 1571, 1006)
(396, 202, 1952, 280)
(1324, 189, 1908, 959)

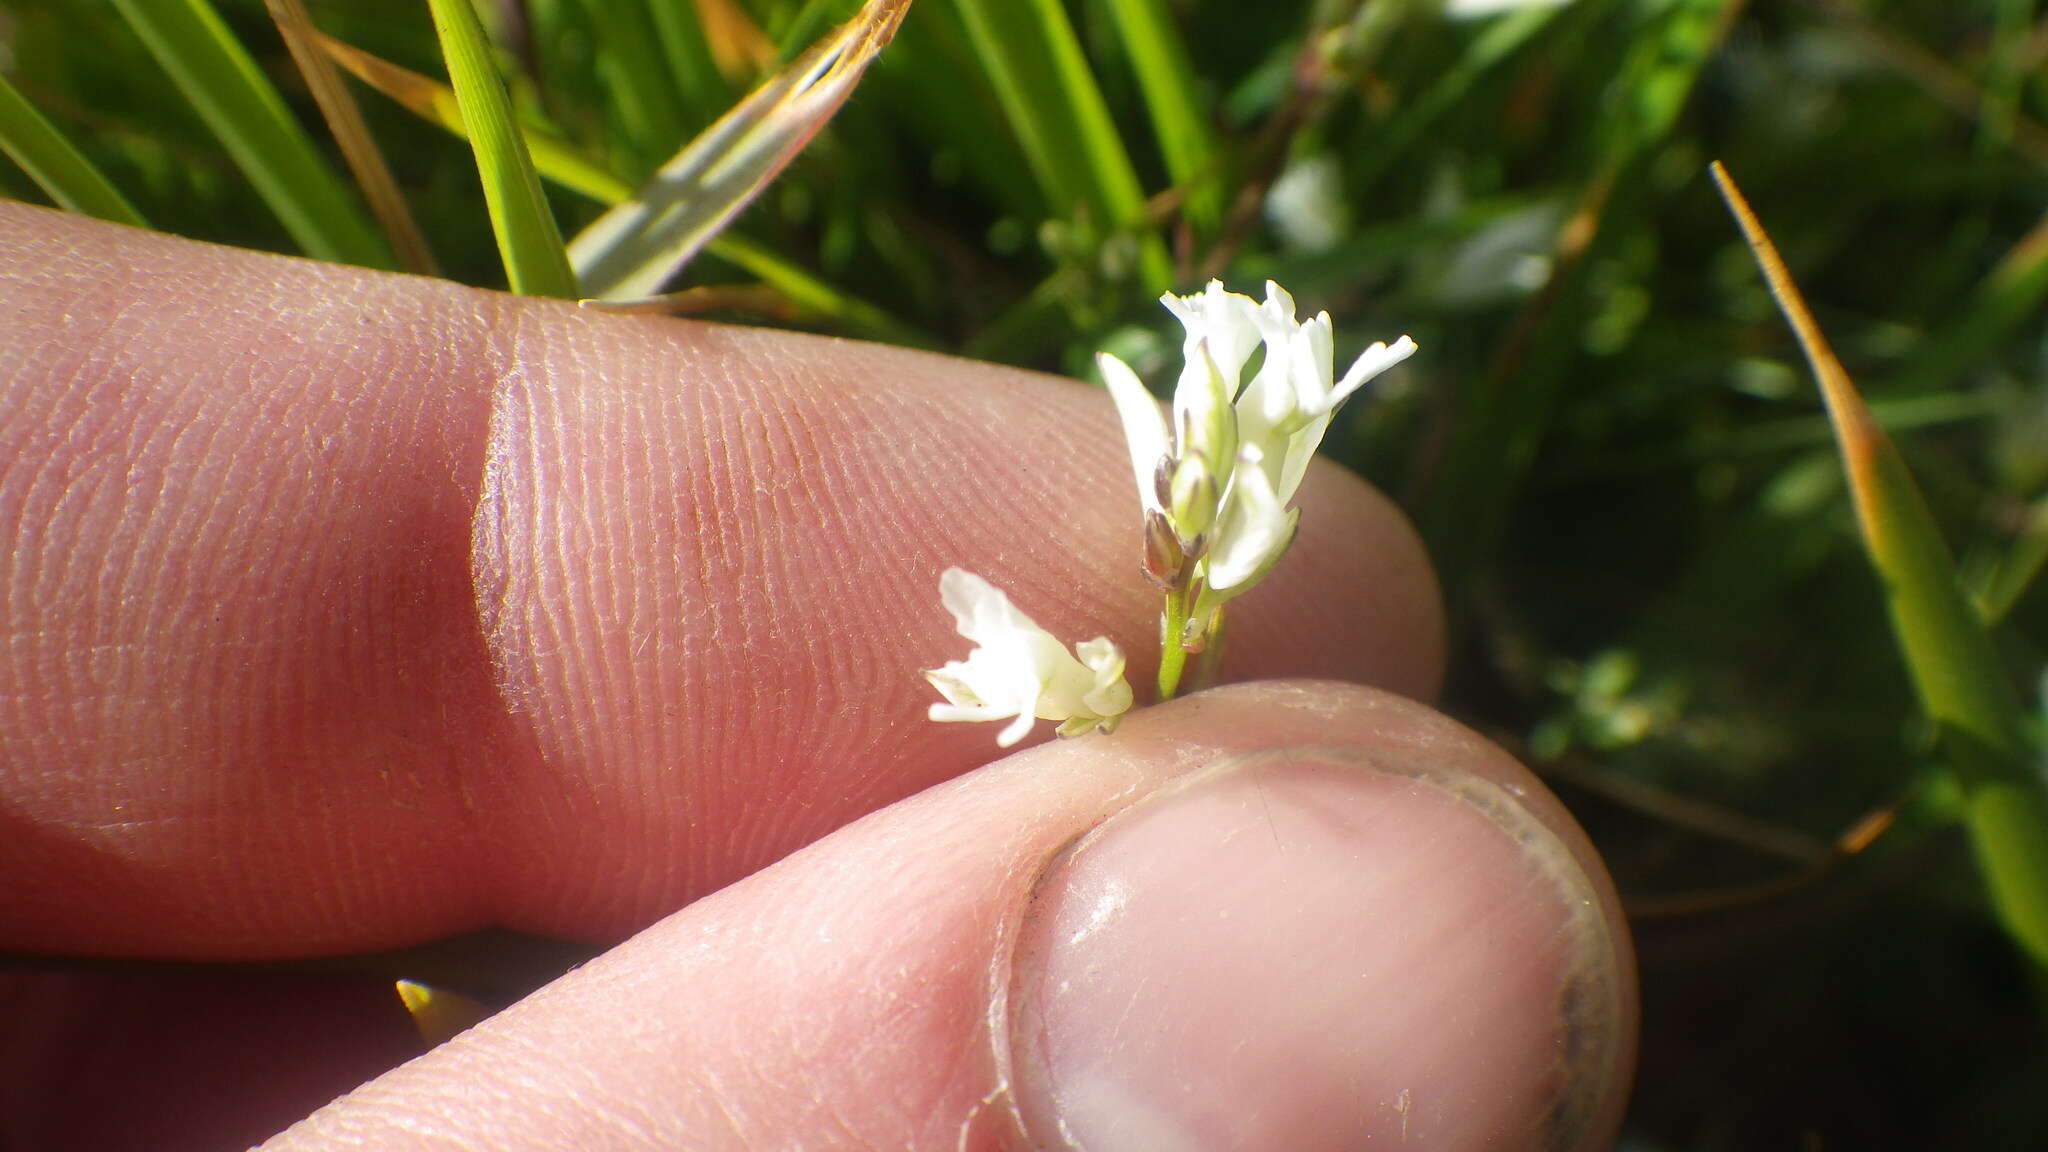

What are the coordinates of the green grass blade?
(948, 0, 1171, 290)
(1102, 0, 1220, 235)
(0, 72, 147, 227)
(1714, 161, 2048, 967)
(427, 0, 577, 298)
(109, 0, 390, 267)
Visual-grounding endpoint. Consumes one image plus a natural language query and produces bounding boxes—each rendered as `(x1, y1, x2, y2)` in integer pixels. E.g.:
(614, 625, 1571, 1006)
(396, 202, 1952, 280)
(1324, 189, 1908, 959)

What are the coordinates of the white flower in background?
(1266, 154, 1350, 254)
(925, 568, 1133, 747)
(1099, 280, 1416, 602)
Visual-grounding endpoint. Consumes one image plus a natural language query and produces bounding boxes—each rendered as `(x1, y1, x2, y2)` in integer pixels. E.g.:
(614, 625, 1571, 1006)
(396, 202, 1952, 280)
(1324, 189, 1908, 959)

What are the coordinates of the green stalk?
(0, 73, 146, 227)
(427, 0, 578, 298)
(1157, 587, 1189, 701)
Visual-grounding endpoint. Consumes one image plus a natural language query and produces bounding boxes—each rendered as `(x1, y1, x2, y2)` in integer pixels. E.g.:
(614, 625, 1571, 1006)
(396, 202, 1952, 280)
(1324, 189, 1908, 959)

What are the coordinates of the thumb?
(267, 682, 1636, 1152)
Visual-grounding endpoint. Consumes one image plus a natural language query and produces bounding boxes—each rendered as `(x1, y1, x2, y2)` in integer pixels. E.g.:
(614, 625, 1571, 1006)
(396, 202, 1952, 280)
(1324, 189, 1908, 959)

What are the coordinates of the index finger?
(0, 203, 1443, 956)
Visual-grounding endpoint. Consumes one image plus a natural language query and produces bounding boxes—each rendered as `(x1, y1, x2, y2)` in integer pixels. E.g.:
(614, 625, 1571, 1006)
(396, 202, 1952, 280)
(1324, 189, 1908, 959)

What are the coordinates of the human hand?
(0, 202, 1635, 1150)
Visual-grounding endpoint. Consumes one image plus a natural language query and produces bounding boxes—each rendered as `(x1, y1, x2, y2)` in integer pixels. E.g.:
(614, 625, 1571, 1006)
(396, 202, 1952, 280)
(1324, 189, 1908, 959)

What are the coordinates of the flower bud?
(1143, 508, 1187, 587)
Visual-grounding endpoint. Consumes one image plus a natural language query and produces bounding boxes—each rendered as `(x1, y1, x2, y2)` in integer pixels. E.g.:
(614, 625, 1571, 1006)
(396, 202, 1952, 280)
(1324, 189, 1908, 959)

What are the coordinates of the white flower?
(925, 568, 1133, 747)
(1100, 280, 1416, 601)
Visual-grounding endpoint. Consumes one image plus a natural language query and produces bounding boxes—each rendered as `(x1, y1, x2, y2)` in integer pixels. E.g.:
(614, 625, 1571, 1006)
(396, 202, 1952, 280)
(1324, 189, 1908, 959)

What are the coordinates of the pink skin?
(0, 204, 1632, 1149)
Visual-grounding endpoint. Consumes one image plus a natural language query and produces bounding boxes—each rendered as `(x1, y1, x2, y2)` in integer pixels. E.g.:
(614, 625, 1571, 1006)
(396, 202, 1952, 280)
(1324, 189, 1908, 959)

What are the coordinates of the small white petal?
(1274, 411, 1331, 507)
(1261, 280, 1298, 324)
(1073, 636, 1133, 718)
(939, 567, 1036, 646)
(996, 708, 1036, 748)
(1098, 351, 1171, 516)
(1164, 281, 1262, 380)
(1205, 447, 1296, 593)
(1295, 314, 1337, 413)
(1329, 335, 1417, 409)
(925, 569, 1133, 747)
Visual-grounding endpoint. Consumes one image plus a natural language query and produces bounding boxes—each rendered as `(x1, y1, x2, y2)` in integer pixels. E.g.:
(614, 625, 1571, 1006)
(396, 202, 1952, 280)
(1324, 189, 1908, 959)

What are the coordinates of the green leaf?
(427, 0, 578, 298)
(109, 0, 390, 267)
(1713, 160, 2048, 968)
(1102, 0, 1221, 235)
(0, 72, 147, 228)
(948, 0, 1171, 291)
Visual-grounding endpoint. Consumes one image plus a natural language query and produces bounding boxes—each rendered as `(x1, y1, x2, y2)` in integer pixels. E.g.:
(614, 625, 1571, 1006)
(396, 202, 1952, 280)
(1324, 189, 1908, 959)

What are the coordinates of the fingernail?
(998, 746, 1629, 1152)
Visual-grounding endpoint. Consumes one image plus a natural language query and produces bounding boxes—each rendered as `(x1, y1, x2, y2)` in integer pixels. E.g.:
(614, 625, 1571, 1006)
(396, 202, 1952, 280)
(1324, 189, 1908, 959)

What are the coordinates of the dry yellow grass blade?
(265, 0, 436, 275)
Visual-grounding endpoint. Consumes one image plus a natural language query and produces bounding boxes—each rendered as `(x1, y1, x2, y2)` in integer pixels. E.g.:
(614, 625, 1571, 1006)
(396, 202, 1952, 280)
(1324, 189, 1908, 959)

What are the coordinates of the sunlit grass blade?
(109, 0, 390, 267)
(264, 0, 435, 275)
(317, 31, 908, 341)
(0, 72, 147, 227)
(949, 0, 1172, 290)
(1103, 0, 1220, 236)
(427, 0, 577, 298)
(568, 0, 909, 302)
(1713, 160, 2048, 966)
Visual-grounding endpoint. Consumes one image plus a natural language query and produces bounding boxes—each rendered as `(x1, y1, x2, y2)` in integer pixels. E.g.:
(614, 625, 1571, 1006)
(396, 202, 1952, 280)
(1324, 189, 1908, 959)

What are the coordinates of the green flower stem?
(1157, 587, 1190, 702)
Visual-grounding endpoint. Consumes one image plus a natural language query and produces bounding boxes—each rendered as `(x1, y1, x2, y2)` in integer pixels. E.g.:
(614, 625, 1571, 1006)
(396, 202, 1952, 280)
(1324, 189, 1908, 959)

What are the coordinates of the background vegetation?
(4, 0, 2045, 1146)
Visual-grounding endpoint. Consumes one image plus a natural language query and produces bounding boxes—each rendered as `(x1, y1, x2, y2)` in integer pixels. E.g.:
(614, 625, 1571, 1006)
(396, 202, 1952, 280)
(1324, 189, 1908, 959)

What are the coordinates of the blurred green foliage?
(3, 0, 2046, 1146)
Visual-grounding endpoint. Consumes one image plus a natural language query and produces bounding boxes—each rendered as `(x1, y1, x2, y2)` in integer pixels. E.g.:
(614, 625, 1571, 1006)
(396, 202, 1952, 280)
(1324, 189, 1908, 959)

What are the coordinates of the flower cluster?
(1101, 281, 1414, 691)
(924, 568, 1133, 748)
(923, 280, 1413, 745)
